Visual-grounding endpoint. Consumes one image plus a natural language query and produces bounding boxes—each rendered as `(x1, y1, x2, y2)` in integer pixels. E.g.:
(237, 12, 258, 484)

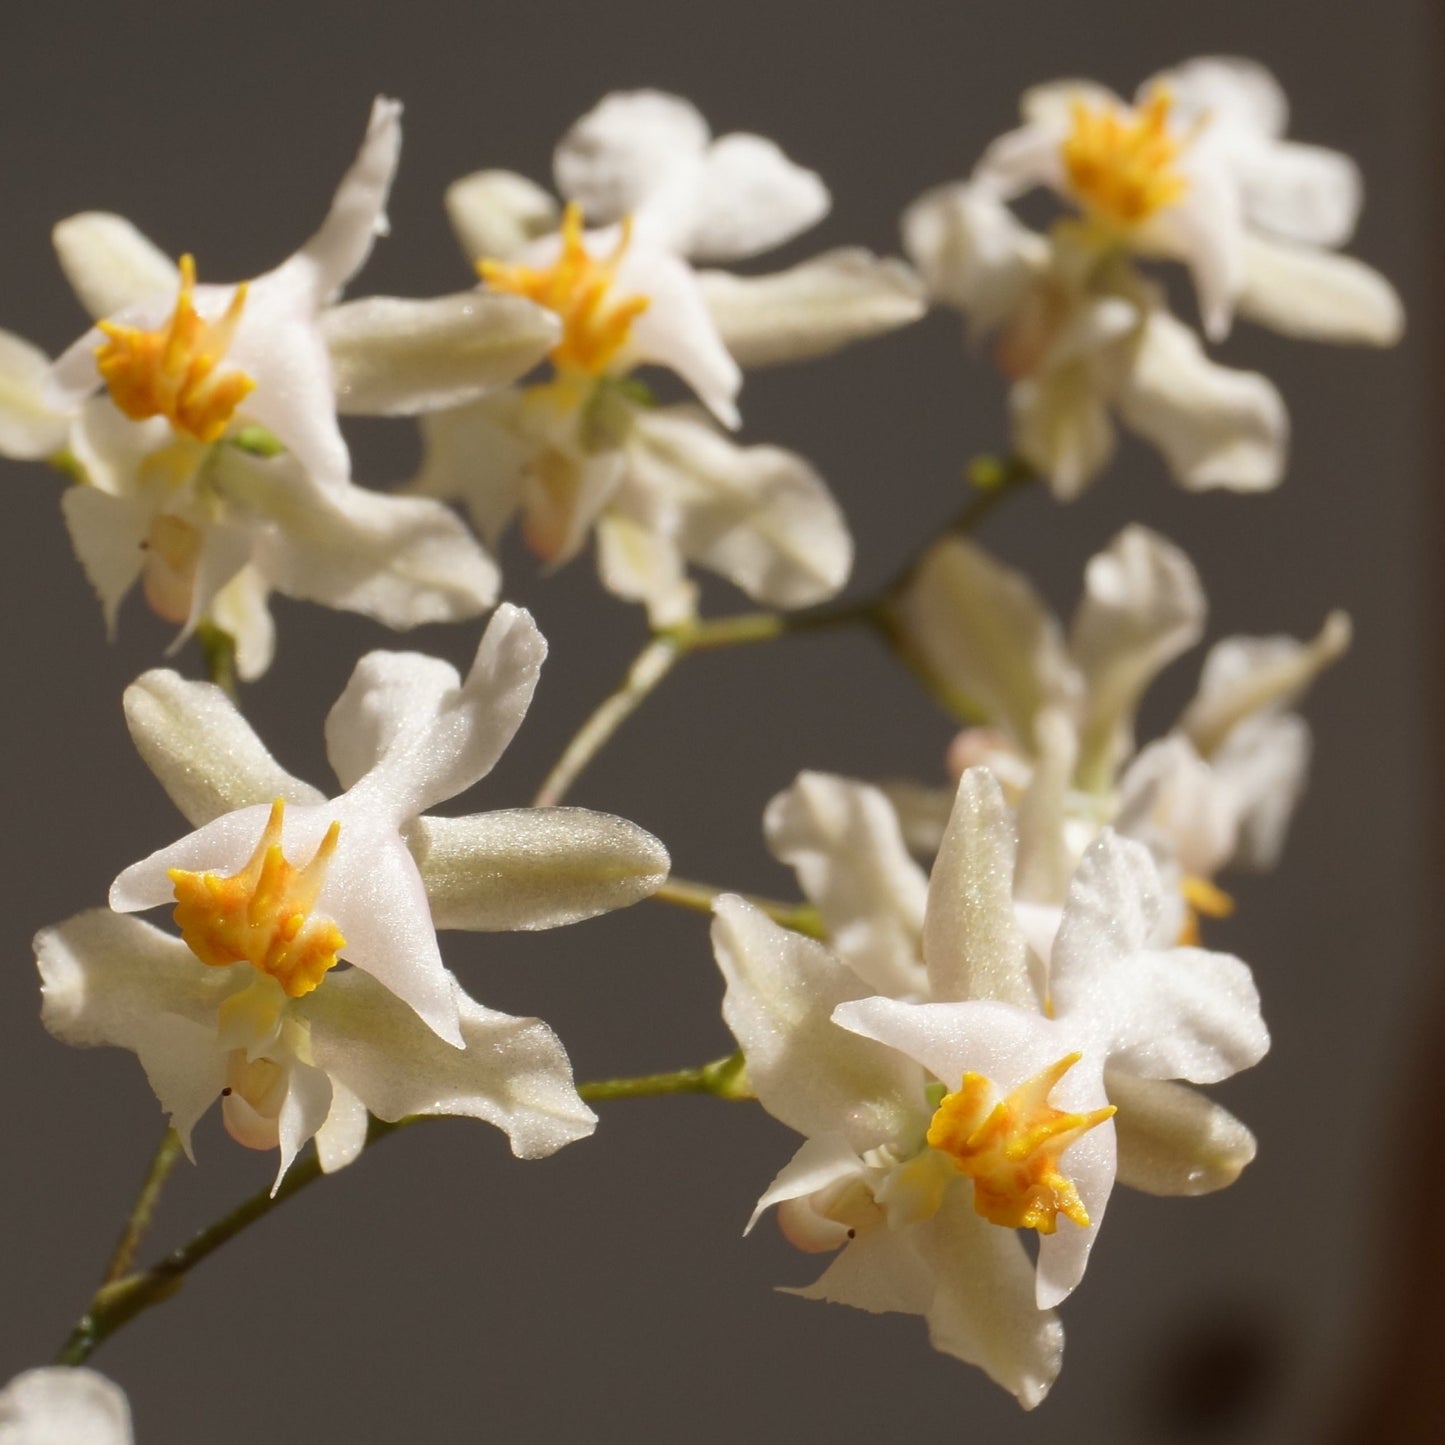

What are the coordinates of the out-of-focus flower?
(415, 90, 925, 623)
(0, 99, 559, 676)
(715, 770, 1267, 1405)
(904, 58, 1401, 498)
(891, 525, 1349, 912)
(0, 1367, 133, 1445)
(970, 56, 1403, 345)
(38, 606, 668, 1183)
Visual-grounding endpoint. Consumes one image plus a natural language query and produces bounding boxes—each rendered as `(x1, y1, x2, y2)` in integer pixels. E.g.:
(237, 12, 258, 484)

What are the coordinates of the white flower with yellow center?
(0, 98, 560, 677)
(36, 605, 670, 1183)
(714, 770, 1269, 1406)
(414, 90, 925, 625)
(969, 56, 1403, 345)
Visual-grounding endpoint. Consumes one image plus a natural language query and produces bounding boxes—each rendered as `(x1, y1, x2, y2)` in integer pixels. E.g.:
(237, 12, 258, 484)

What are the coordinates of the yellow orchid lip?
(927, 1053, 1115, 1234)
(479, 203, 650, 378)
(95, 253, 256, 443)
(1060, 87, 1195, 230)
(169, 798, 345, 999)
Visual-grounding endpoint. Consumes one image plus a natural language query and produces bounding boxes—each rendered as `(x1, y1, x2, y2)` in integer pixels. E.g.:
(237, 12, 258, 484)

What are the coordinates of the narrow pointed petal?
(52, 211, 179, 320)
(789, 1219, 935, 1318)
(36, 911, 234, 1154)
(1068, 525, 1206, 787)
(408, 808, 669, 931)
(1147, 166, 1245, 342)
(124, 668, 323, 827)
(1034, 1091, 1114, 1308)
(924, 770, 1035, 1008)
(746, 1133, 867, 1235)
(698, 249, 924, 368)
(306, 968, 595, 1158)
(446, 169, 561, 264)
(1108, 1071, 1256, 1196)
(916, 1200, 1066, 1409)
(314, 1077, 370, 1173)
(1116, 310, 1287, 491)
(894, 535, 1076, 743)
(713, 896, 923, 1152)
(1236, 235, 1403, 346)
(273, 1059, 333, 1192)
(322, 292, 559, 415)
(763, 772, 928, 999)
(294, 96, 402, 303)
(1211, 712, 1311, 869)
(59, 484, 149, 635)
(1180, 611, 1351, 756)
(208, 565, 277, 684)
(626, 408, 851, 608)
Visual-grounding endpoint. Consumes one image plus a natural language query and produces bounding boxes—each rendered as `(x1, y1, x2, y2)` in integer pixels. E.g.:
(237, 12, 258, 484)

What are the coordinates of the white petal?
(973, 119, 1069, 201)
(0, 1367, 134, 1445)
(712, 896, 923, 1152)
(291, 96, 402, 303)
(789, 1217, 935, 1318)
(1068, 525, 1206, 787)
(445, 170, 561, 263)
(1210, 713, 1311, 869)
(594, 511, 698, 627)
(36, 910, 233, 1154)
(901, 182, 1046, 325)
(1050, 834, 1269, 1083)
(1145, 160, 1245, 341)
(1034, 1088, 1114, 1307)
(683, 132, 829, 262)
(0, 330, 70, 459)
(1013, 709, 1080, 908)
(746, 1132, 868, 1234)
(322, 292, 559, 415)
(1179, 611, 1351, 756)
(1115, 737, 1237, 879)
(1154, 57, 1287, 139)
(273, 1058, 333, 1191)
(1107, 1071, 1256, 1196)
(1011, 362, 1117, 502)
(1236, 142, 1362, 247)
(554, 90, 710, 247)
(763, 772, 928, 999)
(52, 211, 180, 320)
(915, 1197, 1065, 1408)
(207, 564, 277, 683)
(923, 770, 1035, 1009)
(214, 447, 500, 629)
(1115, 310, 1287, 491)
(407, 808, 669, 930)
(410, 394, 532, 547)
(124, 668, 323, 827)
(325, 603, 544, 815)
(1021, 79, 1126, 130)
(698, 249, 924, 368)
(1236, 235, 1403, 346)
(314, 1077, 371, 1173)
(617, 244, 741, 427)
(893, 535, 1076, 742)
(624, 407, 851, 608)
(59, 484, 149, 634)
(305, 968, 594, 1158)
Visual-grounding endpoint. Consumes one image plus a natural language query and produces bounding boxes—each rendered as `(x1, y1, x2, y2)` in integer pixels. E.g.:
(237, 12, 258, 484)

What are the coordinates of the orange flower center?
(1060, 87, 1195, 229)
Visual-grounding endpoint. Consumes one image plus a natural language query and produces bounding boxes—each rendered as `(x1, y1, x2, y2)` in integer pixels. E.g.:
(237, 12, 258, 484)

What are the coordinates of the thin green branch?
(651, 876, 826, 940)
(578, 1051, 751, 1103)
(101, 1128, 184, 1288)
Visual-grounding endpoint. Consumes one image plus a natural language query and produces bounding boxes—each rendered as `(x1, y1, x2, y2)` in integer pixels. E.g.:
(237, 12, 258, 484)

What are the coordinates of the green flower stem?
(100, 1128, 184, 1288)
(651, 876, 826, 940)
(58, 1058, 753, 1366)
(532, 457, 1034, 807)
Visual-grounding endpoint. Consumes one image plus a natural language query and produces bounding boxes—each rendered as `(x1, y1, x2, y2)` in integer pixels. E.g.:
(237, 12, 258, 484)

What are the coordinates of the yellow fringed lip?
(95, 253, 256, 443)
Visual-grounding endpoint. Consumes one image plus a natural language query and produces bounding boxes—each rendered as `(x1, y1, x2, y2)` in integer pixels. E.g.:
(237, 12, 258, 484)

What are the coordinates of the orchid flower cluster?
(0, 56, 1399, 1436)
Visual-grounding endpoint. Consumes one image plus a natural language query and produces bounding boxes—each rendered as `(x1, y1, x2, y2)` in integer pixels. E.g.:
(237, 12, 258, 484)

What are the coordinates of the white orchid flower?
(903, 181, 1288, 498)
(414, 90, 924, 624)
(0, 98, 559, 677)
(969, 56, 1402, 345)
(717, 770, 1267, 1405)
(37, 606, 667, 1182)
(0, 1368, 133, 1445)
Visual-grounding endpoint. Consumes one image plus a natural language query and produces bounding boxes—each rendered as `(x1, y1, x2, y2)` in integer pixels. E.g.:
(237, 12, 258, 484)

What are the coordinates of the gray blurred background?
(0, 2, 1436, 1440)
